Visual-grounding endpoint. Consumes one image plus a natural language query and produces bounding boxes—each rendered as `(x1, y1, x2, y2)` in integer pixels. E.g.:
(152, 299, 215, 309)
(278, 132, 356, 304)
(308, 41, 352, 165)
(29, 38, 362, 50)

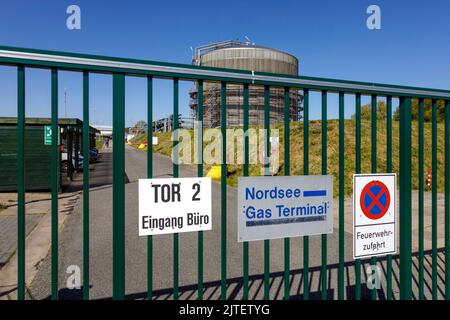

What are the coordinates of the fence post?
(284, 86, 291, 300)
(386, 95, 393, 300)
(147, 76, 153, 300)
(446, 99, 450, 300)
(242, 83, 250, 300)
(399, 97, 412, 300)
(370, 94, 377, 300)
(17, 65, 25, 300)
(264, 85, 270, 300)
(220, 81, 227, 300)
(303, 89, 309, 300)
(338, 91, 345, 300)
(82, 70, 90, 300)
(432, 99, 438, 300)
(354, 93, 361, 300)
(321, 90, 328, 300)
(198, 80, 204, 300)
(51, 68, 59, 300)
(173, 78, 179, 300)
(418, 98, 425, 300)
(112, 72, 125, 300)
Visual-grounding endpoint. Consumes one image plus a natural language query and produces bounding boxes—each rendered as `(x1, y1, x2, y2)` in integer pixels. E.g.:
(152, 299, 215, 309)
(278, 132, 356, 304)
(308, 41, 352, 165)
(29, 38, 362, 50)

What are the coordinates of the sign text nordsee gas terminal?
(237, 175, 333, 242)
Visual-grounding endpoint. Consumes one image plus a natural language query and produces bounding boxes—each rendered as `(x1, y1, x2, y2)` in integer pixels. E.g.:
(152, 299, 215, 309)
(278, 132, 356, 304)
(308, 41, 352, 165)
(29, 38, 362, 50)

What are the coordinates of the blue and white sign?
(237, 175, 334, 242)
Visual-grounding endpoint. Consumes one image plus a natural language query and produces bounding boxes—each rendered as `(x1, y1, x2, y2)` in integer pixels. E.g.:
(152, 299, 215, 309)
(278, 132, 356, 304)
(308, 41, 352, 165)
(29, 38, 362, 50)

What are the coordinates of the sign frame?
(237, 175, 334, 242)
(138, 177, 212, 236)
(353, 173, 397, 259)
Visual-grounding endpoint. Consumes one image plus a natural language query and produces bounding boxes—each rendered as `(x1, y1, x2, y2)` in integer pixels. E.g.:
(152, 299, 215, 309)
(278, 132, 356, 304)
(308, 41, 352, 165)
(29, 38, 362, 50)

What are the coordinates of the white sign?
(152, 136, 158, 145)
(237, 175, 333, 242)
(353, 173, 397, 259)
(139, 177, 212, 236)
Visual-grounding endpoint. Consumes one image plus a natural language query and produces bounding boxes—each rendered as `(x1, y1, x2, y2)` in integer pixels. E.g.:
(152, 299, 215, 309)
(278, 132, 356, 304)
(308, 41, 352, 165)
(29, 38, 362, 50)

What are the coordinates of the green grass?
(0, 203, 7, 212)
(130, 119, 445, 197)
(96, 139, 104, 150)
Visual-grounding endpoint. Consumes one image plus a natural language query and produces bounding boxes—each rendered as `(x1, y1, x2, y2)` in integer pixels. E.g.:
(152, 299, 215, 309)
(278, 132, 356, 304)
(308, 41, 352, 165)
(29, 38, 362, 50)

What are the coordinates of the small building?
(93, 125, 112, 139)
(0, 117, 99, 192)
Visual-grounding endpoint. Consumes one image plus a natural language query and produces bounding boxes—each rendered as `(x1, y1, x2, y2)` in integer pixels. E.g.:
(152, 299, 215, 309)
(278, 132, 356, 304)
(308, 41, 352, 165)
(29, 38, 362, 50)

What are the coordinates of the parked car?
(89, 147, 99, 163)
(61, 146, 101, 174)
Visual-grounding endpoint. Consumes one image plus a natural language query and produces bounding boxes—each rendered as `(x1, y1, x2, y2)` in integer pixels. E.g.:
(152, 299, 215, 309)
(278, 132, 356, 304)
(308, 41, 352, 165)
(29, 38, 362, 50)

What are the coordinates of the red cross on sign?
(359, 180, 390, 220)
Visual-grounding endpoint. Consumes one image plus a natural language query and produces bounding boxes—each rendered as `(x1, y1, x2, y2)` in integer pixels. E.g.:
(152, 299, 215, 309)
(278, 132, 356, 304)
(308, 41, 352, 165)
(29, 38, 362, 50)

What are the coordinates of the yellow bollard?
(207, 165, 222, 180)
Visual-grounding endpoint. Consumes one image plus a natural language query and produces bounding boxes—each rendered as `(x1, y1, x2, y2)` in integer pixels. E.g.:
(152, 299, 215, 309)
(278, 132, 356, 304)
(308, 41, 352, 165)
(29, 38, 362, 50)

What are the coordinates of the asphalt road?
(27, 145, 446, 300)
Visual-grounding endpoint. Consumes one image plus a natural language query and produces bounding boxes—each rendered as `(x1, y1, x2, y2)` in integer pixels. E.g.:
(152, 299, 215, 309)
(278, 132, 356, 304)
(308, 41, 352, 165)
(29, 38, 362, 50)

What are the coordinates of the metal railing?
(1, 45, 449, 300)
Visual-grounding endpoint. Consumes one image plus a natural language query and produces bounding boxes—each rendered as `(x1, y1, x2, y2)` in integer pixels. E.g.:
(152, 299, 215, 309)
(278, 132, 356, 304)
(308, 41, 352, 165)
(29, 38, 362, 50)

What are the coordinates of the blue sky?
(0, 0, 449, 126)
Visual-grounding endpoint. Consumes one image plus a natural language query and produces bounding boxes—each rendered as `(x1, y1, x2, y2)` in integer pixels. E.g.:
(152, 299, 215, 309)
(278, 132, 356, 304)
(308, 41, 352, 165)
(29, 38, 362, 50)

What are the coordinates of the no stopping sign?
(353, 174, 396, 259)
(360, 180, 391, 220)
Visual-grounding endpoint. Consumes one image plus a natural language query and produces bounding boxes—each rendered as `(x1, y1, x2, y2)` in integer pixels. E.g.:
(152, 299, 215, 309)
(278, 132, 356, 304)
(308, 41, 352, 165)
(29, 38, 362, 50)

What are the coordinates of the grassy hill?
(129, 119, 445, 197)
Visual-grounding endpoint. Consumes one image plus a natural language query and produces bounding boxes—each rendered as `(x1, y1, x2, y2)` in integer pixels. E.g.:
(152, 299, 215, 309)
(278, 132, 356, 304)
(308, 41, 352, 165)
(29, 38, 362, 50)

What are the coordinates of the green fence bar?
(74, 128, 80, 171)
(147, 76, 153, 300)
(112, 72, 125, 300)
(17, 65, 25, 301)
(173, 78, 179, 300)
(82, 70, 90, 300)
(242, 83, 250, 300)
(283, 87, 290, 300)
(386, 96, 393, 300)
(220, 81, 227, 300)
(371, 94, 377, 300)
(198, 79, 205, 300)
(321, 90, 328, 300)
(338, 91, 345, 300)
(354, 93, 361, 300)
(418, 98, 424, 300)
(432, 99, 438, 300)
(67, 131, 73, 178)
(446, 100, 450, 300)
(399, 97, 412, 300)
(303, 89, 310, 300)
(264, 85, 270, 300)
(51, 68, 59, 300)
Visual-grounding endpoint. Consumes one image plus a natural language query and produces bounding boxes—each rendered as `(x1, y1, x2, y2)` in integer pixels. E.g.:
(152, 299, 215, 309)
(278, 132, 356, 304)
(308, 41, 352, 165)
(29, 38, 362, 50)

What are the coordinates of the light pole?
(64, 88, 67, 118)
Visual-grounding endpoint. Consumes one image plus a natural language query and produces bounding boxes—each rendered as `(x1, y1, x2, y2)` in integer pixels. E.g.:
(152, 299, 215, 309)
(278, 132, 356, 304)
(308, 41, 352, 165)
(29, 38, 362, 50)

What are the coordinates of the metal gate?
(1, 45, 450, 300)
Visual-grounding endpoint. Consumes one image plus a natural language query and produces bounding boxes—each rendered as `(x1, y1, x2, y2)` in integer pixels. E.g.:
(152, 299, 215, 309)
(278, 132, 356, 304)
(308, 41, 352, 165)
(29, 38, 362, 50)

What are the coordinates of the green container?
(0, 125, 52, 191)
(0, 117, 99, 192)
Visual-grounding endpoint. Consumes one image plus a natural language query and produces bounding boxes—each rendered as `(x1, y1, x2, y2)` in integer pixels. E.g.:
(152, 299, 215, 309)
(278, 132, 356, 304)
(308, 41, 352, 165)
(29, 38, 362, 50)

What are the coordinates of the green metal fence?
(2, 45, 450, 300)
